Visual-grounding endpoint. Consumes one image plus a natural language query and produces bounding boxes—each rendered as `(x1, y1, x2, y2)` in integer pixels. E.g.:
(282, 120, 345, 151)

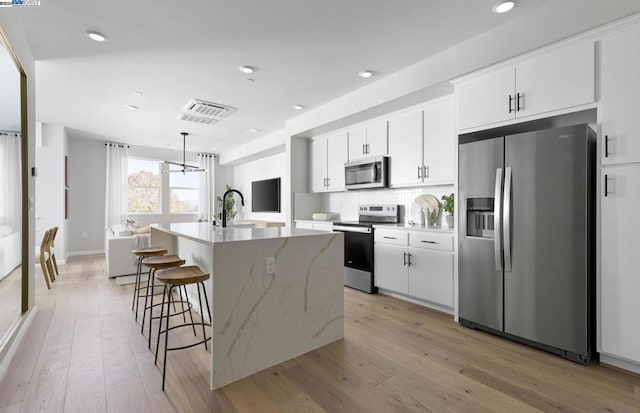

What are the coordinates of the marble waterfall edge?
(211, 232, 344, 389)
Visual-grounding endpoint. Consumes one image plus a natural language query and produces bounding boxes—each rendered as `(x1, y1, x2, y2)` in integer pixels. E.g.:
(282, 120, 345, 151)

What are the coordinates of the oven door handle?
(333, 225, 372, 233)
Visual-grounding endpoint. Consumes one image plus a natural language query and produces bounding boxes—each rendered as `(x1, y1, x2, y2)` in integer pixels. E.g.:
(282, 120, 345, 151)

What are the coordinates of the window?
(127, 158, 160, 213)
(169, 164, 199, 213)
(127, 157, 201, 215)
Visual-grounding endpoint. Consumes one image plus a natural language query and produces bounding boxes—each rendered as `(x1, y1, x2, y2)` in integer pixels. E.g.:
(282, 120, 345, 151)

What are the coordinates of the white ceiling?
(15, 0, 555, 152)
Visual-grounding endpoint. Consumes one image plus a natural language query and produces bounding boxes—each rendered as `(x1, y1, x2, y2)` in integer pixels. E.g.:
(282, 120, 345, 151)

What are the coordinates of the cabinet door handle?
(604, 174, 609, 197)
(417, 165, 422, 179)
(421, 240, 437, 244)
(516, 92, 523, 111)
(508, 94, 514, 113)
(326, 177, 330, 188)
(383, 236, 397, 240)
(424, 165, 429, 179)
(366, 143, 370, 154)
(407, 253, 413, 267)
(604, 135, 609, 158)
(363, 143, 366, 155)
(403, 252, 407, 266)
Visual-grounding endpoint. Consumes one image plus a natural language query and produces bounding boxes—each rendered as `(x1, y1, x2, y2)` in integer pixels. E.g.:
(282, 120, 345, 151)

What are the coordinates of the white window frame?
(127, 157, 201, 216)
(167, 162, 200, 214)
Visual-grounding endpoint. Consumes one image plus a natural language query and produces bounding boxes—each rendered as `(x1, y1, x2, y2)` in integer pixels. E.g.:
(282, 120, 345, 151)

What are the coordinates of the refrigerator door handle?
(494, 168, 503, 271)
(503, 166, 512, 272)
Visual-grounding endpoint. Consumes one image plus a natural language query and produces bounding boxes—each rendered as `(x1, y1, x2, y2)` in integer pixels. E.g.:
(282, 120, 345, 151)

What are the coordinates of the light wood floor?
(0, 255, 639, 412)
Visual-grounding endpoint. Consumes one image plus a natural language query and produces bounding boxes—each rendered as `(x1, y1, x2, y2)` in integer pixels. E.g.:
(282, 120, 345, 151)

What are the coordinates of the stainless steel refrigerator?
(458, 123, 595, 364)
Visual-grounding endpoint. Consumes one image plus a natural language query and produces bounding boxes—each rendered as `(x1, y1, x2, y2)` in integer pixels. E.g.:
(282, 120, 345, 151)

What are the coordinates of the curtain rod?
(105, 142, 130, 148)
(197, 153, 216, 157)
(0, 131, 20, 137)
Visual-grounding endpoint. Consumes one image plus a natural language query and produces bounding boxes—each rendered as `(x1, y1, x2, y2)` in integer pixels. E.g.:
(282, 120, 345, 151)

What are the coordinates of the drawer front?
(375, 229, 409, 246)
(409, 232, 453, 251)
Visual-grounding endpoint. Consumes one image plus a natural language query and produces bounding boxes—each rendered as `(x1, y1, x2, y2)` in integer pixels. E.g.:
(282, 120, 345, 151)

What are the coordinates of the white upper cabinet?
(366, 119, 388, 158)
(310, 137, 327, 192)
(388, 97, 456, 187)
(348, 119, 388, 161)
(388, 108, 424, 187)
(423, 97, 455, 184)
(348, 126, 367, 161)
(516, 41, 594, 119)
(600, 164, 640, 364)
(310, 131, 346, 192)
(457, 66, 515, 130)
(601, 24, 640, 165)
(326, 131, 347, 190)
(455, 41, 594, 131)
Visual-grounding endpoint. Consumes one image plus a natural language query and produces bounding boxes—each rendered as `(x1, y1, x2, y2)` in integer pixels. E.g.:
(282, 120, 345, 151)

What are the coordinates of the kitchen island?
(150, 222, 344, 389)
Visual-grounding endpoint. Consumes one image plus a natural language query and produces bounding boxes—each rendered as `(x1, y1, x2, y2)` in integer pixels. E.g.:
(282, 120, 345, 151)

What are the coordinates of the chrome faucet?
(221, 189, 245, 228)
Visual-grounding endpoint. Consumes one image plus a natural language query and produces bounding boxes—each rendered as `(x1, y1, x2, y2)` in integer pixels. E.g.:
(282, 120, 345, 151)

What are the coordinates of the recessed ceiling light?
(493, 1, 515, 13)
(126, 105, 139, 111)
(86, 31, 107, 42)
(293, 105, 305, 110)
(239, 66, 255, 74)
(133, 91, 143, 96)
(249, 128, 260, 133)
(210, 147, 218, 151)
(358, 70, 373, 78)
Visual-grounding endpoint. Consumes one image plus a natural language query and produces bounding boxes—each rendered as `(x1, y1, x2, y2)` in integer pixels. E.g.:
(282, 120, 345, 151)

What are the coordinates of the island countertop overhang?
(151, 222, 335, 245)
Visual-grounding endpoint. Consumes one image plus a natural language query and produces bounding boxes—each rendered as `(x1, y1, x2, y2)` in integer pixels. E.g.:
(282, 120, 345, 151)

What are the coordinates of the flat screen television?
(251, 177, 281, 212)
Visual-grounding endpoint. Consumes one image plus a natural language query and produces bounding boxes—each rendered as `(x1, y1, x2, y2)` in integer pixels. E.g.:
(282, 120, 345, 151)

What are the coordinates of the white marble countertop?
(373, 223, 455, 233)
(151, 222, 331, 245)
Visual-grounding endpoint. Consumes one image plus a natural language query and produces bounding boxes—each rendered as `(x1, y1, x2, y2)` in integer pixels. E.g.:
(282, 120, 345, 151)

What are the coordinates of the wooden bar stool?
(132, 246, 168, 321)
(154, 265, 212, 391)
(141, 254, 185, 349)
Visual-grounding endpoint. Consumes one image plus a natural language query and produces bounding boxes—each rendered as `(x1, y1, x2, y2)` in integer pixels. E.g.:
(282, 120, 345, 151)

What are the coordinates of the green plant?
(441, 193, 454, 216)
(217, 184, 237, 221)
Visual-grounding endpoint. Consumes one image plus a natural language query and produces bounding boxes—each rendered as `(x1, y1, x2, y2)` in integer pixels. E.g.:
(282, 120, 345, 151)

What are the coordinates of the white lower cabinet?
(600, 164, 640, 364)
(374, 228, 453, 309)
(374, 243, 409, 294)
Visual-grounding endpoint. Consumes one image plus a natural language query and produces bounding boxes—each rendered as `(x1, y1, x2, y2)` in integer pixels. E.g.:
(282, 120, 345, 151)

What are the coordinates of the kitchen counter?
(153, 222, 322, 245)
(150, 223, 344, 390)
(373, 223, 455, 233)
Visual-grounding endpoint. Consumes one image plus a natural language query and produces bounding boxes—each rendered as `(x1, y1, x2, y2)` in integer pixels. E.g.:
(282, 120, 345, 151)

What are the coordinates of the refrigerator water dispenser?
(466, 197, 494, 238)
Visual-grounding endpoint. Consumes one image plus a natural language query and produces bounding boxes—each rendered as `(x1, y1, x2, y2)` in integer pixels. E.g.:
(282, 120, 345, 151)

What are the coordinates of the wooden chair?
(49, 226, 60, 277)
(39, 229, 52, 289)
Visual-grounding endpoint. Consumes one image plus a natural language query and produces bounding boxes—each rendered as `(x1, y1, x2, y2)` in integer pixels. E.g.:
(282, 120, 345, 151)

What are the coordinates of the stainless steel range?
(333, 205, 400, 293)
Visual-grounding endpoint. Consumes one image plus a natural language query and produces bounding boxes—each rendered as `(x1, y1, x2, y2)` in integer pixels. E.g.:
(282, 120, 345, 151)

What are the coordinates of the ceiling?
(15, 0, 554, 153)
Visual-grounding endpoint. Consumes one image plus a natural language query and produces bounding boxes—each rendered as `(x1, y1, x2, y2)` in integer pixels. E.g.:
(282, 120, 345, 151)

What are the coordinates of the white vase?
(445, 215, 454, 228)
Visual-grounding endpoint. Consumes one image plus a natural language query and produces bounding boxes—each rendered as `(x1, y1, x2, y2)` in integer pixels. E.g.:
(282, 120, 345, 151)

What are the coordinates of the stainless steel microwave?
(344, 155, 389, 190)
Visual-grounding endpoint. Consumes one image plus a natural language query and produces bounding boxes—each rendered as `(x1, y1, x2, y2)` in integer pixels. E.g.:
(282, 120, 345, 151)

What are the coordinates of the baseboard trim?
(67, 250, 105, 257)
(600, 353, 640, 375)
(377, 288, 454, 316)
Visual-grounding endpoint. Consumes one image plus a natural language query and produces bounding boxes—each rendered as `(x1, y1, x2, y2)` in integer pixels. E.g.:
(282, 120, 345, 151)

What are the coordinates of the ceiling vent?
(176, 113, 219, 125)
(182, 99, 237, 119)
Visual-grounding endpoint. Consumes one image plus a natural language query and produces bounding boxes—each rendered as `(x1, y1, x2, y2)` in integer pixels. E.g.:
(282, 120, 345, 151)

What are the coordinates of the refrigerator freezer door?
(503, 125, 589, 355)
(459, 137, 504, 331)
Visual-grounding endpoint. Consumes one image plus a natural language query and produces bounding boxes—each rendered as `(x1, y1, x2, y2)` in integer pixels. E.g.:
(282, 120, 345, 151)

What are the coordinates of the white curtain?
(198, 154, 215, 221)
(0, 132, 22, 230)
(105, 143, 128, 229)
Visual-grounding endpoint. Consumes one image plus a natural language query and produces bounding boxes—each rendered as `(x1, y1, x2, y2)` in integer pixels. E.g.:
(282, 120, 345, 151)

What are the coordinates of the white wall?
(233, 152, 287, 223)
(35, 124, 68, 260)
(66, 137, 234, 252)
(67, 137, 105, 254)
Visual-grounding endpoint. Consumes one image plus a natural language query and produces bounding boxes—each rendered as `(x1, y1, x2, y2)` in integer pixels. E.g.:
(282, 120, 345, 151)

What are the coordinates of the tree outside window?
(128, 158, 160, 213)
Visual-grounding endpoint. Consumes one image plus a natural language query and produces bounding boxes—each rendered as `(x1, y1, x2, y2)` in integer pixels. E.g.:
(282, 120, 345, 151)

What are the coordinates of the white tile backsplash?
(322, 185, 454, 222)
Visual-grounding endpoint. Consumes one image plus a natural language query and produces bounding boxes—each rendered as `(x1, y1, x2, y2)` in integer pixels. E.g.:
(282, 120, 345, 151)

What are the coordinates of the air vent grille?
(183, 99, 237, 119)
(176, 113, 219, 125)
